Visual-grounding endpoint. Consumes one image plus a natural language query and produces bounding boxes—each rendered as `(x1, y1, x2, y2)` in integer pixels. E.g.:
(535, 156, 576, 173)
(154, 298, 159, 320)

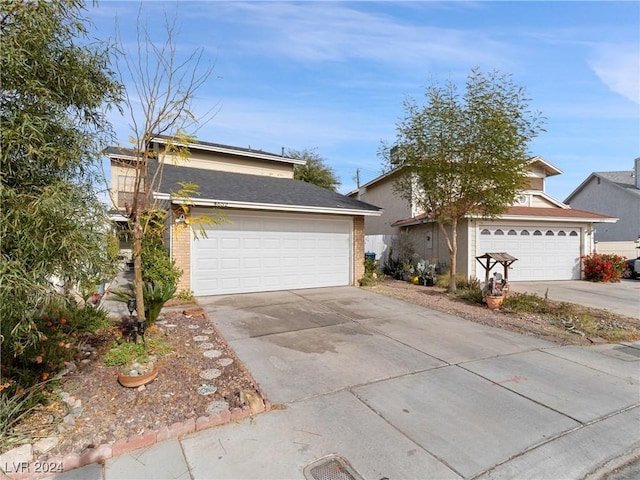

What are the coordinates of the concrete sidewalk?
(48, 287, 639, 480)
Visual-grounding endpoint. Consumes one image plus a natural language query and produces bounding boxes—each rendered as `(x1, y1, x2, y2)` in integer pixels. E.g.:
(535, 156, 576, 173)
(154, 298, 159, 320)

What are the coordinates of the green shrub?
(436, 273, 478, 290)
(142, 237, 181, 287)
(175, 289, 195, 302)
(457, 285, 484, 304)
(103, 336, 172, 368)
(359, 256, 382, 286)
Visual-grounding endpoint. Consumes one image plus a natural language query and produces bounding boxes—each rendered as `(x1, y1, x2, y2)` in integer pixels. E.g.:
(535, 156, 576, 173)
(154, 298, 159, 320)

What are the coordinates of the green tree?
(0, 1, 122, 367)
(290, 149, 341, 192)
(386, 68, 545, 292)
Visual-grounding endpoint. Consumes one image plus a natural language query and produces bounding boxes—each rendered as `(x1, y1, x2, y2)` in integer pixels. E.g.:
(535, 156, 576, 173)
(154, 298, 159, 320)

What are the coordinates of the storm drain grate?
(303, 454, 364, 480)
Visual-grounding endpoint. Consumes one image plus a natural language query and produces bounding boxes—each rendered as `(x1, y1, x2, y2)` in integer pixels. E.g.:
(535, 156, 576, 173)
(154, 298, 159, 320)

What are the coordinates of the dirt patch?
(8, 308, 263, 463)
(365, 279, 640, 345)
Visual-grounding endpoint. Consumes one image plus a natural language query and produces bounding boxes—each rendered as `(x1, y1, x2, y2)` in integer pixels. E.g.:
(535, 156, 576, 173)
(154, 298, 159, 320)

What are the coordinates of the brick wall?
(353, 216, 365, 284)
(172, 223, 191, 292)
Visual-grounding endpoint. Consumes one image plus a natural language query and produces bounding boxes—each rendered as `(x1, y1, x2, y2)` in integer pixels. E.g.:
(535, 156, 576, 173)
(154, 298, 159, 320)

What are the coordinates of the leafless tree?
(114, 8, 219, 322)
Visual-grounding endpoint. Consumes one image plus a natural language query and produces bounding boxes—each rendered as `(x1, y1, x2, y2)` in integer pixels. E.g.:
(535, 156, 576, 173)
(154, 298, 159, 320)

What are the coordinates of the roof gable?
(565, 170, 640, 203)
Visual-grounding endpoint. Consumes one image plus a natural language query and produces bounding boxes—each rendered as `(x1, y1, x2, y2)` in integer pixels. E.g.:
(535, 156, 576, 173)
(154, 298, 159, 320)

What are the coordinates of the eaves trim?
(154, 193, 383, 217)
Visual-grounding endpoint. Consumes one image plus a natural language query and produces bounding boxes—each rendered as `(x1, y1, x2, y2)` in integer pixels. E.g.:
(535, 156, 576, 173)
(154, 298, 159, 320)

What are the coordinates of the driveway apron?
(191, 286, 640, 479)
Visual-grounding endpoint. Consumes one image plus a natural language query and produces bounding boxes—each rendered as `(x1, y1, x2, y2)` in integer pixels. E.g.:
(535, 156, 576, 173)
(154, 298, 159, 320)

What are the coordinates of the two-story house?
(107, 136, 382, 296)
(348, 157, 617, 281)
(564, 158, 640, 258)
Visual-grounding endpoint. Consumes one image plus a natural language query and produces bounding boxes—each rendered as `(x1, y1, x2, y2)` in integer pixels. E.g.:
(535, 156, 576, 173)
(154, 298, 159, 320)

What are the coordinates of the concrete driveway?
(510, 279, 640, 319)
(176, 286, 640, 480)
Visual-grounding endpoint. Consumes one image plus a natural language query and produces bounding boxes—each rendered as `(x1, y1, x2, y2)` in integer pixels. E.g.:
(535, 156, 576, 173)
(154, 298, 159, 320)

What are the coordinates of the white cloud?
(197, 2, 509, 69)
(589, 44, 640, 104)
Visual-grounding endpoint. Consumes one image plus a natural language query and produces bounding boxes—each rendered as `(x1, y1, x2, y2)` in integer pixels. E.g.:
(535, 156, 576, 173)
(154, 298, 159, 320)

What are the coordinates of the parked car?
(623, 257, 640, 279)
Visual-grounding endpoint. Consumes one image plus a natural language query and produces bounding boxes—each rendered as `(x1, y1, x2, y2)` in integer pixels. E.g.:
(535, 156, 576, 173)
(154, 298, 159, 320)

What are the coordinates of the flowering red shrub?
(581, 253, 627, 282)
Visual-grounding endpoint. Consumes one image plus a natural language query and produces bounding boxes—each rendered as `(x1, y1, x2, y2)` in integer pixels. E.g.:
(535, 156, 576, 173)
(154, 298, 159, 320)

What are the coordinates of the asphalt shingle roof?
(596, 171, 639, 193)
(154, 163, 382, 214)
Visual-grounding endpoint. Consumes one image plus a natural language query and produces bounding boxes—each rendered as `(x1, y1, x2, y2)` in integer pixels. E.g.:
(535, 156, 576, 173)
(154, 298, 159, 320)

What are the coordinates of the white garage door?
(477, 226, 581, 281)
(191, 210, 352, 295)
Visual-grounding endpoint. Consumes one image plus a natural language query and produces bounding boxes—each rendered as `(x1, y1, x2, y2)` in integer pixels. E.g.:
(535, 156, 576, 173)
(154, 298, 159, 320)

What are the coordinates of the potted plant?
(103, 313, 173, 387)
(483, 272, 509, 309)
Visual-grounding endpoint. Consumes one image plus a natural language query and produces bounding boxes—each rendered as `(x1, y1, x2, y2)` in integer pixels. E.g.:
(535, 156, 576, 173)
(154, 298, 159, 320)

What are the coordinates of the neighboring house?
(348, 157, 617, 281)
(106, 136, 382, 296)
(564, 158, 640, 243)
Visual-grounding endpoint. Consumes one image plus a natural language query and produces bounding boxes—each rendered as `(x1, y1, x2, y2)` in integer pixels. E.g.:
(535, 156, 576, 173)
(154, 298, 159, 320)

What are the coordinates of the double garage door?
(191, 210, 352, 296)
(477, 225, 581, 281)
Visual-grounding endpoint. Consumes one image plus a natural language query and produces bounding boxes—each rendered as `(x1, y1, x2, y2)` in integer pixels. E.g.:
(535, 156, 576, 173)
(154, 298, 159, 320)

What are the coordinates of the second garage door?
(191, 210, 352, 296)
(477, 225, 582, 281)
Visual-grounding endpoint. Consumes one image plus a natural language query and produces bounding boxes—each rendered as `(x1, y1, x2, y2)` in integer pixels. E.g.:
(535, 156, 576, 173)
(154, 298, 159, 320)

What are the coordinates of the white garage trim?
(477, 225, 582, 281)
(191, 209, 353, 296)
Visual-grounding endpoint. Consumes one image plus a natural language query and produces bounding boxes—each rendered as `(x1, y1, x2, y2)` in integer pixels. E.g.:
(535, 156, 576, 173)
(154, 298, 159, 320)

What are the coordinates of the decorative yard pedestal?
(475, 252, 518, 284)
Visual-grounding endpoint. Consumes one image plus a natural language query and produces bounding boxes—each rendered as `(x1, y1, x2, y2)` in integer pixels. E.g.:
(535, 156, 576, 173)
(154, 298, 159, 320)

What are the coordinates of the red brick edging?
(6, 401, 271, 480)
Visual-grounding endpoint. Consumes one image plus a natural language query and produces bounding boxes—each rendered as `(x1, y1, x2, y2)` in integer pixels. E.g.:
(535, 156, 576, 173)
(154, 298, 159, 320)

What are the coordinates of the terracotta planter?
(486, 295, 504, 310)
(118, 367, 159, 388)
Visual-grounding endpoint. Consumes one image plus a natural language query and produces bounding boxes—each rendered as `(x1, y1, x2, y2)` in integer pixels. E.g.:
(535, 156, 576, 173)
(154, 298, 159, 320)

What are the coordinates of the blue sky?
(88, 1, 639, 201)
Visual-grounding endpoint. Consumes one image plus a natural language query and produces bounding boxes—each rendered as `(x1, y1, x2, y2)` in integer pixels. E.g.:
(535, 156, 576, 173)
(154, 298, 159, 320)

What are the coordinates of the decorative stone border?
(4, 399, 272, 480)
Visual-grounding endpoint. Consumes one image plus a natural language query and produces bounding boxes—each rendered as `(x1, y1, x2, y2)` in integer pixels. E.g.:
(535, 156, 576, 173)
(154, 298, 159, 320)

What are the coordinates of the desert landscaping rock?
(199, 368, 222, 380)
(217, 358, 233, 367)
(198, 342, 215, 349)
(206, 400, 229, 416)
(193, 335, 209, 342)
(203, 349, 223, 358)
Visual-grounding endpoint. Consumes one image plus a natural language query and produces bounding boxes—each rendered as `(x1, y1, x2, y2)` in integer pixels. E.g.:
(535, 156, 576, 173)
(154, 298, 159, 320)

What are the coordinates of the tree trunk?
(439, 220, 458, 293)
(132, 215, 146, 322)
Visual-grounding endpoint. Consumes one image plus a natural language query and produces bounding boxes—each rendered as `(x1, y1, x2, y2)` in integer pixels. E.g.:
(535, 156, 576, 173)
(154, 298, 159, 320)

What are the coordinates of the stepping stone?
(198, 342, 214, 349)
(193, 335, 209, 342)
(206, 400, 229, 416)
(197, 384, 218, 396)
(199, 369, 222, 380)
(217, 358, 233, 367)
(203, 349, 222, 359)
(201, 329, 215, 335)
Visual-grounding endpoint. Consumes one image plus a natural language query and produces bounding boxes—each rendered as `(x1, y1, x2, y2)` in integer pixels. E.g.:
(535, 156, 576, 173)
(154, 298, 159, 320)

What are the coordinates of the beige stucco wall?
(158, 149, 294, 178)
(354, 174, 411, 236)
(595, 241, 638, 259)
(404, 219, 471, 276)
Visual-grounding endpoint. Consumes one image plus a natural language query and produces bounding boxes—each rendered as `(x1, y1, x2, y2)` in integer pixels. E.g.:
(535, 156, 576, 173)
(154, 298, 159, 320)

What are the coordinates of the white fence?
(595, 241, 639, 259)
(364, 234, 395, 264)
